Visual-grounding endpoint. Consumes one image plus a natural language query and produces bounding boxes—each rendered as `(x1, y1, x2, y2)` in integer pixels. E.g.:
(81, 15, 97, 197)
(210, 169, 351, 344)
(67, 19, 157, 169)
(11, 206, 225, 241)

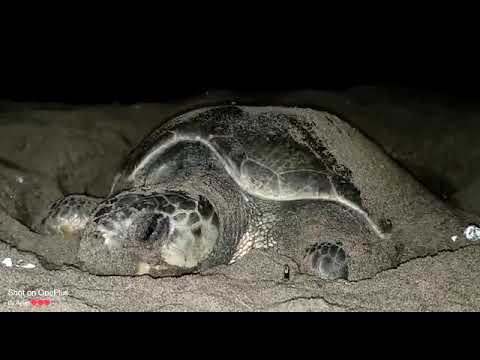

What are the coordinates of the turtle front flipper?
(304, 241, 349, 280)
(40, 195, 103, 238)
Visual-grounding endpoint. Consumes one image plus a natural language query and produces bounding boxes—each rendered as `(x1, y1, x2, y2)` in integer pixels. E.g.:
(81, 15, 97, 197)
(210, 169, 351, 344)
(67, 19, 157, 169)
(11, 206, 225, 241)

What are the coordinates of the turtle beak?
(135, 260, 197, 277)
(135, 261, 168, 275)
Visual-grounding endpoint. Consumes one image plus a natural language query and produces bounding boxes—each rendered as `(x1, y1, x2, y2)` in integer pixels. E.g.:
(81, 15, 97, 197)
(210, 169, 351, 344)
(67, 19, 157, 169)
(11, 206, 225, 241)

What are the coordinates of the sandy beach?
(0, 87, 479, 312)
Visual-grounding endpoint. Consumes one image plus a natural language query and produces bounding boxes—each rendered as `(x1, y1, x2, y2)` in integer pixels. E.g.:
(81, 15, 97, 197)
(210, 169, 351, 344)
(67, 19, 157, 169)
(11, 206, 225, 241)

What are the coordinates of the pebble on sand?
(464, 225, 480, 241)
(1, 258, 13, 267)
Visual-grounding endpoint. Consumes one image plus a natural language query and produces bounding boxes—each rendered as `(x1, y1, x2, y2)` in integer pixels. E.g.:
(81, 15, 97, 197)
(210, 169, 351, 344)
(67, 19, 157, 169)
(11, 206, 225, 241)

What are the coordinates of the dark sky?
(3, 69, 477, 104)
(1, 4, 478, 104)
(2, 36, 479, 104)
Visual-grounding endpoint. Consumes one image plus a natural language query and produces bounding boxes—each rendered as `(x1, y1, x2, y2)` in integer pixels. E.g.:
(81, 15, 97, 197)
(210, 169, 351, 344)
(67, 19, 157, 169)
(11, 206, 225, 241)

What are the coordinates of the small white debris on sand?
(15, 259, 36, 269)
(464, 225, 480, 241)
(16, 176, 24, 184)
(451, 235, 458, 242)
(19, 263, 36, 269)
(1, 258, 13, 267)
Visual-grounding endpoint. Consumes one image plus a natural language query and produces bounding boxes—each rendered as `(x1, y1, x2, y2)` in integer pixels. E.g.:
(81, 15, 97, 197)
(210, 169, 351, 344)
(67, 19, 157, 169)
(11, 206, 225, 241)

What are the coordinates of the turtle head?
(77, 189, 224, 276)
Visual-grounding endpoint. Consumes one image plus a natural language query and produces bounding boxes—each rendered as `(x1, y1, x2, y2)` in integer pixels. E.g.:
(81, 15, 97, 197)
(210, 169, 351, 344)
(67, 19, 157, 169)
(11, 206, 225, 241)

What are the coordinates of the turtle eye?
(139, 214, 170, 243)
(144, 217, 158, 241)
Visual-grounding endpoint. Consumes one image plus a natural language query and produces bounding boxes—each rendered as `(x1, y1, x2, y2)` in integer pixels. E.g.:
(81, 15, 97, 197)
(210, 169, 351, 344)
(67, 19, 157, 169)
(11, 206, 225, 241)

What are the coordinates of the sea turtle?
(37, 105, 469, 280)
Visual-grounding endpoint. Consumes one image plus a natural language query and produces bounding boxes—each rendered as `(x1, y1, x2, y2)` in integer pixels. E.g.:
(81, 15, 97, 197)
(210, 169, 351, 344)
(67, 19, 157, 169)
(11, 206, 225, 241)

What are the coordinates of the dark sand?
(0, 87, 479, 311)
